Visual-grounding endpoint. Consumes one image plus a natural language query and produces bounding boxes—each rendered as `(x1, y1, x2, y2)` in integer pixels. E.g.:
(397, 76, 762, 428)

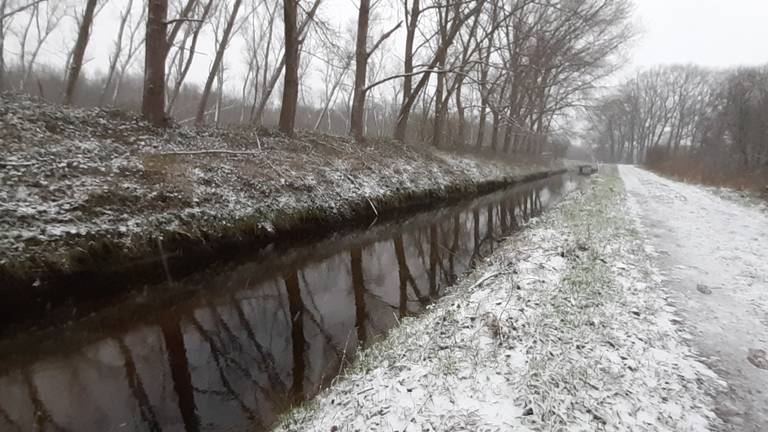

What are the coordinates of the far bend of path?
(620, 165, 768, 431)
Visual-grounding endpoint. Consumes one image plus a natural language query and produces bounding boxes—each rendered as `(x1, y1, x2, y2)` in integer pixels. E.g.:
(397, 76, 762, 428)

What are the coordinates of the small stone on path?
(747, 348, 768, 370)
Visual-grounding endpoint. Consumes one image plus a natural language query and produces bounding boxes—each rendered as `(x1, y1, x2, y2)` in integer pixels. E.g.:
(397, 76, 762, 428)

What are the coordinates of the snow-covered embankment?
(276, 167, 722, 431)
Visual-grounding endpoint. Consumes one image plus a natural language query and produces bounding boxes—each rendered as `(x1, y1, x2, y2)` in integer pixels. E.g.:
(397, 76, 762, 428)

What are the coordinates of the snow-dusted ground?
(0, 94, 559, 279)
(275, 169, 720, 431)
(621, 165, 768, 431)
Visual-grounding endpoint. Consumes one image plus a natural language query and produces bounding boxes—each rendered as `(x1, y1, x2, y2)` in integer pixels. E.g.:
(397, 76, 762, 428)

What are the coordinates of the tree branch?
(164, 18, 204, 26)
(1, 0, 46, 20)
(366, 20, 402, 60)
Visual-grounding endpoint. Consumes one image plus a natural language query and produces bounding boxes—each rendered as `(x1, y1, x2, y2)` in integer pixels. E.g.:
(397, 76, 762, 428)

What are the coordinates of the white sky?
(10, 0, 768, 98)
(628, 0, 768, 70)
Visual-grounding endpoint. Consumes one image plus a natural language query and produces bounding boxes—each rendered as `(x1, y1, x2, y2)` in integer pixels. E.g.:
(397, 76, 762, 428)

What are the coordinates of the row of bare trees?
(1, 0, 634, 150)
(587, 64, 768, 175)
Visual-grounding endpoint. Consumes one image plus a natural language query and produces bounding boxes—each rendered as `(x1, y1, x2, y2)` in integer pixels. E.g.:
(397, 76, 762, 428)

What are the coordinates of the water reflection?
(0, 174, 575, 432)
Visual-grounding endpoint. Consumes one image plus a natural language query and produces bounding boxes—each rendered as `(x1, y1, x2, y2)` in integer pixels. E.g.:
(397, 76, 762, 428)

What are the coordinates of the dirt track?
(621, 165, 768, 432)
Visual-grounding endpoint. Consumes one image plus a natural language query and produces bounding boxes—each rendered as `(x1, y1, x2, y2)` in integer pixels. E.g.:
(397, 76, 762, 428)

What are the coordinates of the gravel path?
(621, 165, 768, 431)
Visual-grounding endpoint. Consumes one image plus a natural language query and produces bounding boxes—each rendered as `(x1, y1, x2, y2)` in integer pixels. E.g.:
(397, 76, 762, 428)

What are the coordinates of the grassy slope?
(0, 93, 561, 317)
(275, 167, 721, 432)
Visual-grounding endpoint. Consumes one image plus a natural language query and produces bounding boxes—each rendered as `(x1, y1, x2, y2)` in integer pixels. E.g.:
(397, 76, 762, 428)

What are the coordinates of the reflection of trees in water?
(0, 179, 565, 432)
(393, 234, 428, 317)
(508, 199, 519, 229)
(161, 316, 200, 432)
(187, 309, 264, 428)
(228, 294, 287, 398)
(448, 215, 461, 284)
(350, 247, 367, 349)
(428, 224, 439, 298)
(21, 368, 68, 432)
(471, 207, 481, 263)
(116, 337, 161, 432)
(0, 404, 21, 432)
(499, 201, 508, 232)
(283, 272, 305, 405)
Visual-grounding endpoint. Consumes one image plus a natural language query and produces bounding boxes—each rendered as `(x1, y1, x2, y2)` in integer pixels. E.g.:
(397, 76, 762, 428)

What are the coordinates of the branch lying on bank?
(153, 149, 262, 157)
(0, 161, 36, 167)
(469, 270, 512, 290)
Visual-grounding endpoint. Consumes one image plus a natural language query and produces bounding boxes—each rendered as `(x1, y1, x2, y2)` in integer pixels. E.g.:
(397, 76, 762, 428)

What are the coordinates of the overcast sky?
(16, 0, 768, 95)
(629, 0, 768, 70)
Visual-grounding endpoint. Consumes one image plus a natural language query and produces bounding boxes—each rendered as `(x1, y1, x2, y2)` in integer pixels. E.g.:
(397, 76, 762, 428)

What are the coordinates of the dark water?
(0, 174, 575, 432)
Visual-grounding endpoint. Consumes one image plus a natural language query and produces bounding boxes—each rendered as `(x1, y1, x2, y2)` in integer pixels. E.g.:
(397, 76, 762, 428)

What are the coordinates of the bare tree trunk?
(253, 0, 320, 127)
(99, 0, 133, 106)
(142, 0, 169, 127)
(476, 4, 497, 150)
(195, 0, 242, 126)
(0, 0, 6, 90)
(432, 56, 446, 148)
(214, 63, 224, 126)
(278, 0, 299, 136)
(112, 4, 145, 105)
(168, 0, 213, 114)
(490, 111, 500, 152)
(475, 104, 487, 150)
(502, 122, 512, 153)
(315, 56, 351, 130)
(349, 0, 370, 142)
(63, 0, 98, 105)
(166, 0, 198, 49)
(454, 78, 466, 148)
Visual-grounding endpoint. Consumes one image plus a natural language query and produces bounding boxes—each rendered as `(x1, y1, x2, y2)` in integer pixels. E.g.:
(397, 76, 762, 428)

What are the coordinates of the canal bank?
(0, 94, 564, 330)
(0, 173, 575, 431)
(276, 167, 722, 432)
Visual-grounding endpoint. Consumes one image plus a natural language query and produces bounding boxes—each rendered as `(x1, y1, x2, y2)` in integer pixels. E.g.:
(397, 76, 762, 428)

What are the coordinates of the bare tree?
(0, 0, 45, 20)
(349, 0, 401, 141)
(390, 0, 484, 142)
(195, 0, 243, 126)
(166, 0, 213, 114)
(15, 0, 63, 91)
(142, 0, 169, 126)
(0, 0, 10, 89)
(278, 0, 299, 136)
(63, 0, 99, 105)
(112, 2, 146, 105)
(349, 0, 371, 141)
(252, 0, 320, 127)
(99, 0, 135, 106)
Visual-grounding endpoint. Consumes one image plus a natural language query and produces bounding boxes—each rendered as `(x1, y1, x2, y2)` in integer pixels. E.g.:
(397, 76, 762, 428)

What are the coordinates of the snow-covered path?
(620, 165, 768, 431)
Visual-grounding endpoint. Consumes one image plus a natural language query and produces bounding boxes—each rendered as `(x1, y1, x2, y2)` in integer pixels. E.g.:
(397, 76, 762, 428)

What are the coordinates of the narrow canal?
(0, 173, 576, 432)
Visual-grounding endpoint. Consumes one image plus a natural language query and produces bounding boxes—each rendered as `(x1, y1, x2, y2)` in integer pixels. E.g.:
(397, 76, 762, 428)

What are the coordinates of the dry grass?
(646, 156, 768, 196)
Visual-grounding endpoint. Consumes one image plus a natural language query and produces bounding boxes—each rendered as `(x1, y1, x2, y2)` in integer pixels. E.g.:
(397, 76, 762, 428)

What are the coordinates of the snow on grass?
(0, 94, 560, 272)
(640, 165, 768, 214)
(275, 167, 720, 432)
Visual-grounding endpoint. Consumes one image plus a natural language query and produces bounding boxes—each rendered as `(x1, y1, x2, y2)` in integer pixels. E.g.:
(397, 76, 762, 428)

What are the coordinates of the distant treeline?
(588, 65, 768, 187)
